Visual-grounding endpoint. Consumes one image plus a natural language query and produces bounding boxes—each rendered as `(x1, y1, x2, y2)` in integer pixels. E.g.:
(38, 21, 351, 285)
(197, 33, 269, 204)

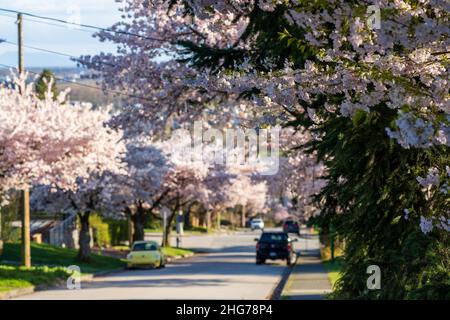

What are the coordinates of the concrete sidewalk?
(281, 232, 332, 300)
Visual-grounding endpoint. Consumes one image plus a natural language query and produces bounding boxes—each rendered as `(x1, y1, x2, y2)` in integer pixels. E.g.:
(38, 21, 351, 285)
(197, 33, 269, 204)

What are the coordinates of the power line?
(0, 10, 87, 31)
(0, 12, 16, 20)
(0, 62, 155, 103)
(0, 8, 166, 43)
(1, 39, 75, 59)
(0, 9, 171, 103)
(23, 16, 97, 34)
(0, 11, 111, 35)
(0, 39, 164, 77)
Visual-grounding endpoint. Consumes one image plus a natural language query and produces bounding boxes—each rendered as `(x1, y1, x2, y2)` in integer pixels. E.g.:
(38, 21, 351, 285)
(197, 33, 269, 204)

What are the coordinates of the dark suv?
(255, 232, 297, 266)
(283, 219, 300, 235)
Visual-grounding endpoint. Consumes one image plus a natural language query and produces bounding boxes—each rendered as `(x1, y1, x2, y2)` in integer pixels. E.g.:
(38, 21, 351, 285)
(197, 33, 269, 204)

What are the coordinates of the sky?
(0, 0, 123, 67)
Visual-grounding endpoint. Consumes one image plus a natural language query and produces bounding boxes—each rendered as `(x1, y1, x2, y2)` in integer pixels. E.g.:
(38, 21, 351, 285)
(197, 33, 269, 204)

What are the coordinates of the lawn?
(1, 242, 126, 274)
(0, 265, 68, 292)
(162, 247, 193, 258)
(322, 257, 343, 287)
(0, 242, 126, 294)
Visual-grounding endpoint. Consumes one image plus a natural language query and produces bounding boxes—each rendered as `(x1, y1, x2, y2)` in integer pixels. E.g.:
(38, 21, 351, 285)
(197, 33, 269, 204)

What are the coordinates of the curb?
(0, 267, 126, 300)
(268, 253, 299, 300)
(0, 278, 68, 300)
(278, 264, 296, 299)
(0, 287, 35, 300)
(277, 251, 333, 300)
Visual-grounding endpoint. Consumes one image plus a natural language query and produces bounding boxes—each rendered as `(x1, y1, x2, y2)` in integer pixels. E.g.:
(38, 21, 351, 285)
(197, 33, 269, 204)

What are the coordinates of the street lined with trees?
(0, 0, 448, 299)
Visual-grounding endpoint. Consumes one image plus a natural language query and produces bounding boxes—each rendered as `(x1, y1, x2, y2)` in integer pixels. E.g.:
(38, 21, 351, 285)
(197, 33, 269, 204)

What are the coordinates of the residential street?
(15, 229, 315, 300)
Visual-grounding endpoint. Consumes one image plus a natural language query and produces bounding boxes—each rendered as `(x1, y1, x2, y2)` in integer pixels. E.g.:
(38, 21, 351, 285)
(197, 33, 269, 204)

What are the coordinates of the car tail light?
(287, 243, 292, 251)
(256, 244, 260, 251)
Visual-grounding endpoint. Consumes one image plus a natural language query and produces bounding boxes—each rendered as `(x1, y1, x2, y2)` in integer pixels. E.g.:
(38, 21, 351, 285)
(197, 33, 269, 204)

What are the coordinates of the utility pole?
(18, 13, 24, 76)
(217, 211, 221, 230)
(17, 13, 31, 268)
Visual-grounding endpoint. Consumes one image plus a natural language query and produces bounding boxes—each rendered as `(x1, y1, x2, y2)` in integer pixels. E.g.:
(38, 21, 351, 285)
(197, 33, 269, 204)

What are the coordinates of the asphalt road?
(16, 228, 309, 300)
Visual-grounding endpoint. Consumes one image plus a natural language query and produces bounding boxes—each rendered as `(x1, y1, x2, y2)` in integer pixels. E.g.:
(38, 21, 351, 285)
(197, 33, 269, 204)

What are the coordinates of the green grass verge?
(161, 247, 193, 258)
(110, 245, 130, 251)
(0, 265, 68, 292)
(0, 242, 126, 293)
(322, 256, 343, 287)
(1, 242, 126, 274)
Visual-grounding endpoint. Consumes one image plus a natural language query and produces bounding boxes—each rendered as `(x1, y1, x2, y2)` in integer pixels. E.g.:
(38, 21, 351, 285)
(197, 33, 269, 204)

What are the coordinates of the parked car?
(255, 232, 297, 266)
(127, 240, 165, 269)
(283, 219, 300, 235)
(250, 218, 265, 231)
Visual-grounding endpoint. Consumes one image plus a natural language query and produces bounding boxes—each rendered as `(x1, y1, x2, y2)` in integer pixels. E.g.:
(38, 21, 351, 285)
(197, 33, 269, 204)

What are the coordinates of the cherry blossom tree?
(101, 141, 170, 242)
(31, 172, 118, 261)
(224, 174, 268, 227)
(76, 0, 271, 139)
(1, 73, 126, 262)
(0, 73, 125, 192)
(201, 164, 233, 229)
(155, 133, 211, 246)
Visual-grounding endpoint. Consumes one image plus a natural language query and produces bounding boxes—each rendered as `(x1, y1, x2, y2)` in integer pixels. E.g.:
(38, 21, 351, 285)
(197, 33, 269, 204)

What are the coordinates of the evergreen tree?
(35, 69, 58, 100)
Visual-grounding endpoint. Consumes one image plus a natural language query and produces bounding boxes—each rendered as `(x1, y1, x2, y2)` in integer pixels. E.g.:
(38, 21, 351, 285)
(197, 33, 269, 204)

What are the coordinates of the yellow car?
(127, 241, 166, 269)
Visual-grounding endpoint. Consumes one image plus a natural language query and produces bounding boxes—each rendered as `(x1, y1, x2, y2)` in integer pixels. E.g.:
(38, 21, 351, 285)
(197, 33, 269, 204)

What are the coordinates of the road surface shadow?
(85, 277, 227, 289)
(189, 244, 256, 254)
(64, 244, 290, 291)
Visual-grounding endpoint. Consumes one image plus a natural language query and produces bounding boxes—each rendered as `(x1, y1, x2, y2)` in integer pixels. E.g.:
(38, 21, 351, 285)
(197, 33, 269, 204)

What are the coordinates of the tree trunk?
(241, 205, 246, 228)
(125, 207, 134, 245)
(162, 212, 175, 247)
(206, 211, 211, 230)
(199, 210, 205, 227)
(216, 211, 221, 230)
(184, 203, 193, 229)
(127, 215, 134, 246)
(132, 206, 146, 242)
(78, 212, 91, 262)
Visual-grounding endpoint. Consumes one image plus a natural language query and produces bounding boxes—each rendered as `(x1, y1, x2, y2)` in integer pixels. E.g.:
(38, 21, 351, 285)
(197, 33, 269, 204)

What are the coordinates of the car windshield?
(253, 219, 262, 223)
(285, 221, 297, 225)
(260, 233, 288, 242)
(132, 243, 158, 251)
